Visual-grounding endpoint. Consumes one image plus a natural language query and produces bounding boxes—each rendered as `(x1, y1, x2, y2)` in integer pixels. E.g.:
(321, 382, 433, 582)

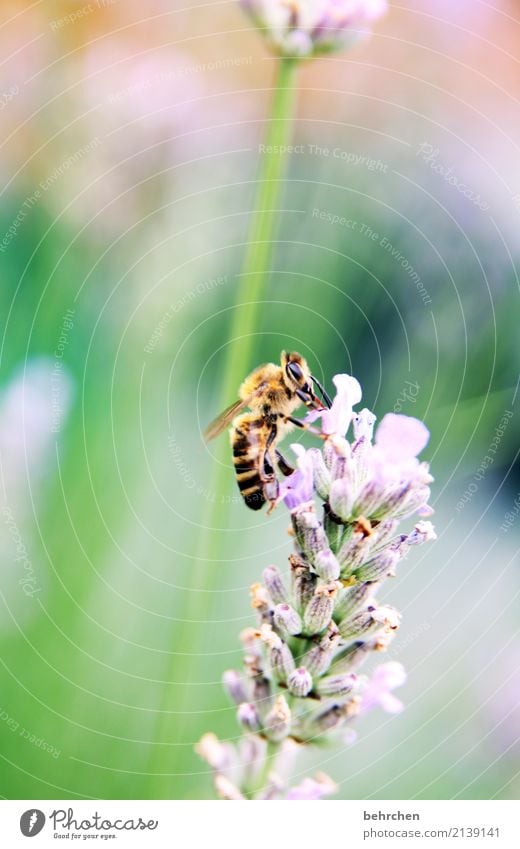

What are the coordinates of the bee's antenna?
(310, 375, 332, 409)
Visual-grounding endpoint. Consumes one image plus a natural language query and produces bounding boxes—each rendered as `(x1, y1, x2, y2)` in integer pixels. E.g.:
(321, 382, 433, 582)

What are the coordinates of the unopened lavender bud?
(317, 672, 357, 697)
(337, 527, 368, 571)
(308, 447, 331, 500)
(296, 512, 329, 562)
(304, 623, 341, 676)
(214, 775, 244, 801)
(271, 644, 296, 683)
(222, 669, 248, 705)
(274, 603, 302, 637)
(287, 667, 313, 698)
(262, 565, 288, 605)
(323, 437, 338, 470)
(328, 436, 352, 479)
(354, 548, 400, 582)
(240, 627, 262, 655)
(352, 436, 372, 488)
(339, 604, 400, 640)
(323, 506, 343, 553)
(373, 483, 430, 521)
(339, 609, 377, 640)
(393, 485, 432, 520)
(291, 507, 314, 549)
(372, 605, 401, 632)
(290, 553, 317, 613)
(250, 582, 271, 623)
(307, 698, 361, 736)
(330, 641, 372, 674)
(251, 675, 271, 715)
(303, 582, 340, 635)
(353, 480, 383, 518)
(334, 582, 376, 622)
(368, 519, 400, 554)
(407, 521, 436, 545)
(237, 702, 261, 733)
(329, 478, 355, 522)
(259, 624, 295, 682)
(195, 733, 232, 772)
(244, 652, 272, 713)
(332, 633, 394, 675)
(264, 695, 292, 743)
(243, 652, 263, 679)
(314, 549, 340, 581)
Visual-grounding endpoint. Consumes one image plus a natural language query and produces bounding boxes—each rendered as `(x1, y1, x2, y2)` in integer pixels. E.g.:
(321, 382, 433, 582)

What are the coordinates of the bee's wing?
(203, 397, 251, 442)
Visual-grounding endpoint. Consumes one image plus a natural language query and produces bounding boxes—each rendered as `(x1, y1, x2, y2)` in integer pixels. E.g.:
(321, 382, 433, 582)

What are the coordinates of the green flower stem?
(150, 58, 300, 795)
(220, 56, 299, 405)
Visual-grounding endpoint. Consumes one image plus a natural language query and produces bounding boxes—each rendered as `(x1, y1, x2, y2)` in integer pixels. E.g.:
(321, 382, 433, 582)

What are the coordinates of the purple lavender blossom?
(240, 0, 387, 58)
(360, 662, 406, 714)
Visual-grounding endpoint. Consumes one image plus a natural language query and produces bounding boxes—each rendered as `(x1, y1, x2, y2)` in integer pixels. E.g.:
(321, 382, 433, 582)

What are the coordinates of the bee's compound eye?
(287, 361, 304, 383)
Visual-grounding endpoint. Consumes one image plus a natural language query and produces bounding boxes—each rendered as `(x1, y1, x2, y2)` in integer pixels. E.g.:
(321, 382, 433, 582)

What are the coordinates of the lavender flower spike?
(240, 0, 388, 58)
(198, 371, 435, 800)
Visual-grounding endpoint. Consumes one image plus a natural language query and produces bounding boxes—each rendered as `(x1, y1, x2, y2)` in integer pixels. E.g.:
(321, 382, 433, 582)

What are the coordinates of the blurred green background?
(0, 0, 518, 800)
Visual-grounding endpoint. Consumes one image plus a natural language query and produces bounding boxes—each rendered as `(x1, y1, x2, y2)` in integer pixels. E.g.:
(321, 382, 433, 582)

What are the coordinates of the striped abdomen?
(231, 415, 267, 511)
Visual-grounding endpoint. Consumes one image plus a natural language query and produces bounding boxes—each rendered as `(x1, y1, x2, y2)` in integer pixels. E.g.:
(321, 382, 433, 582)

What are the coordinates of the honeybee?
(204, 351, 331, 511)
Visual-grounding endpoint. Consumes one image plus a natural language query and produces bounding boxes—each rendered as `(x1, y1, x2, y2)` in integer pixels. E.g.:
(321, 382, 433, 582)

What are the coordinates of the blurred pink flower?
(240, 0, 387, 57)
(0, 7, 53, 173)
(60, 42, 207, 236)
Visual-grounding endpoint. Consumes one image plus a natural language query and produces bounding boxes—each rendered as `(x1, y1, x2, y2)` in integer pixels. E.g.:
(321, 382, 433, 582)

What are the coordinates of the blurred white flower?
(0, 358, 73, 504)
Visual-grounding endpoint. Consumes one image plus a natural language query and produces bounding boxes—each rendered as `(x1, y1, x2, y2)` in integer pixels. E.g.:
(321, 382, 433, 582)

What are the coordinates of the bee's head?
(281, 351, 330, 410)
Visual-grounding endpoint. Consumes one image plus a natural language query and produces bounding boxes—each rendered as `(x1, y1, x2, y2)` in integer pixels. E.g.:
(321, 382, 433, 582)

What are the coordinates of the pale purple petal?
(287, 773, 337, 800)
(353, 408, 377, 442)
(281, 444, 314, 510)
(360, 662, 406, 715)
(309, 374, 362, 436)
(375, 414, 430, 461)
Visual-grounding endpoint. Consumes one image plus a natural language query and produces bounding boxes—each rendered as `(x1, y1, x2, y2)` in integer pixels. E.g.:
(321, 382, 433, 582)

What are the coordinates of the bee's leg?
(260, 423, 278, 480)
(275, 449, 294, 477)
(310, 375, 333, 409)
(282, 416, 325, 438)
(262, 452, 279, 511)
(262, 450, 275, 479)
(262, 425, 281, 512)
